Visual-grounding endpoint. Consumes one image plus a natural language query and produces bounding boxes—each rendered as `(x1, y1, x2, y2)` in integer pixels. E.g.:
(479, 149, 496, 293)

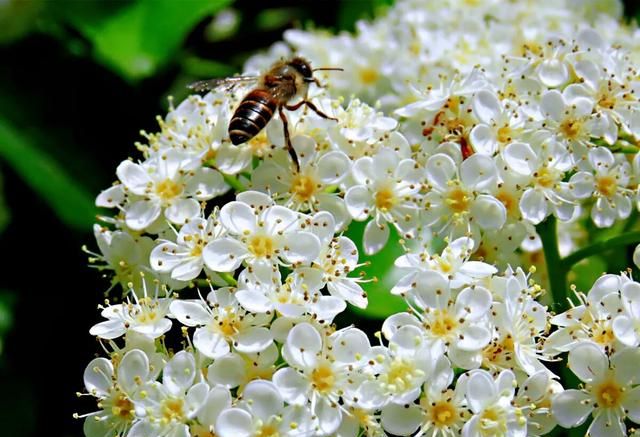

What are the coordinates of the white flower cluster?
(79, 0, 640, 436)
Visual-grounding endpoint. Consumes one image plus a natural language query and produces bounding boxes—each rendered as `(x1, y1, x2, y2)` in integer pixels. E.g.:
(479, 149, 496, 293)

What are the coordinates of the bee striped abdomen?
(229, 89, 277, 145)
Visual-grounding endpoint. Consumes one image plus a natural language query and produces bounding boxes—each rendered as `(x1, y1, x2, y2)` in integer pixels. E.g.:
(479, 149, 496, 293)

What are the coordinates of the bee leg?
(285, 101, 338, 122)
(278, 106, 300, 172)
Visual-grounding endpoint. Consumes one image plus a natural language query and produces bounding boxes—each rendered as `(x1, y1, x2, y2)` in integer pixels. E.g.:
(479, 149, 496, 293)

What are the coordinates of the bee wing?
(187, 76, 259, 93)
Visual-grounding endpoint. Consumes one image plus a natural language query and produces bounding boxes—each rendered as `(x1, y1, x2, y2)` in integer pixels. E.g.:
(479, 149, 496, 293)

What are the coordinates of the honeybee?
(189, 57, 342, 170)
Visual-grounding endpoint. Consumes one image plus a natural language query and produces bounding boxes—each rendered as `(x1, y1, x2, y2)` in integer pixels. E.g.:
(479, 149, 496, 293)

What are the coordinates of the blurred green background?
(0, 1, 639, 436)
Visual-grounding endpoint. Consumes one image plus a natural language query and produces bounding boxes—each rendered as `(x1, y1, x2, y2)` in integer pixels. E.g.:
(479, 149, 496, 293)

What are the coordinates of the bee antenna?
(313, 67, 344, 72)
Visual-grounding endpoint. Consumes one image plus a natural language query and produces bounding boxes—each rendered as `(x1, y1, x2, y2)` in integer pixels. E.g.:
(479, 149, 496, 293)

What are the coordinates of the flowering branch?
(537, 216, 569, 311)
(561, 230, 640, 270)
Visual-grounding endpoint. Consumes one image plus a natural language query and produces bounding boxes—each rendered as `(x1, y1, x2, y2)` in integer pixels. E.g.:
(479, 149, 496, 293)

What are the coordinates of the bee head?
(288, 57, 313, 79)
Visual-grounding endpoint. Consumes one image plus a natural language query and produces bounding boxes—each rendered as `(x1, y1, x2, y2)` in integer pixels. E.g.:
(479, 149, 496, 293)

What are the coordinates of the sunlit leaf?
(0, 120, 96, 231)
(345, 220, 407, 319)
(255, 8, 299, 31)
(77, 0, 232, 80)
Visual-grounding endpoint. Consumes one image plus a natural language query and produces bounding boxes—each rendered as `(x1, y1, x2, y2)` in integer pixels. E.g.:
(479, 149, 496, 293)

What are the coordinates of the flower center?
(479, 406, 508, 435)
(375, 187, 396, 212)
(311, 364, 336, 394)
(290, 175, 318, 202)
(256, 423, 280, 437)
(429, 309, 458, 338)
(110, 393, 134, 420)
(534, 167, 556, 189)
(161, 398, 185, 423)
(248, 235, 275, 258)
(446, 187, 470, 214)
(595, 379, 623, 408)
(559, 118, 583, 140)
(431, 401, 457, 427)
(156, 179, 183, 200)
(495, 189, 518, 216)
(595, 175, 617, 198)
(249, 131, 270, 157)
(218, 312, 241, 337)
(359, 68, 379, 85)
(497, 125, 512, 144)
(380, 358, 423, 394)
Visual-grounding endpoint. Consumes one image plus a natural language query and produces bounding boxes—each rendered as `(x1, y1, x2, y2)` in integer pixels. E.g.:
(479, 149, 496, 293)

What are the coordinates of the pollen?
(497, 125, 512, 143)
(256, 424, 279, 437)
(559, 118, 583, 140)
(430, 401, 458, 427)
(156, 179, 183, 200)
(429, 309, 458, 338)
(160, 398, 185, 423)
(291, 174, 318, 202)
(110, 393, 134, 420)
(445, 187, 470, 214)
(359, 68, 379, 85)
(311, 364, 336, 394)
(534, 167, 555, 189)
(595, 379, 623, 408)
(248, 235, 275, 258)
(217, 313, 241, 338)
(375, 187, 396, 212)
(595, 175, 617, 198)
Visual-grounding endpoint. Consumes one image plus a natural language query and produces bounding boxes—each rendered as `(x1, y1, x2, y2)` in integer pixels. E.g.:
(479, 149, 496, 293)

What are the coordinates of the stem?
(537, 216, 569, 312)
(561, 231, 640, 269)
(223, 174, 246, 193)
(218, 272, 238, 287)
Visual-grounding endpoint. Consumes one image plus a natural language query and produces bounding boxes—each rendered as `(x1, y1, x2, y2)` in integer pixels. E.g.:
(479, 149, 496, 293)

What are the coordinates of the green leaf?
(345, 221, 407, 319)
(0, 171, 10, 235)
(568, 256, 607, 293)
(337, 0, 394, 32)
(0, 120, 96, 231)
(80, 0, 232, 80)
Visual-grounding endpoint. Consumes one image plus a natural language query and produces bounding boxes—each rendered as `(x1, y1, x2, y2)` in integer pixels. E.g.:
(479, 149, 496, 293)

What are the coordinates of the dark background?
(0, 1, 638, 436)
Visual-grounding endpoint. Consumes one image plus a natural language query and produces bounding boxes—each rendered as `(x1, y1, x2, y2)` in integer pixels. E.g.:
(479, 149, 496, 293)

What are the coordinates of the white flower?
(422, 153, 506, 239)
(169, 287, 273, 359)
(128, 351, 209, 437)
(503, 138, 576, 224)
(552, 342, 640, 436)
(116, 149, 228, 230)
(393, 237, 497, 292)
(569, 147, 632, 228)
(216, 380, 316, 437)
(202, 194, 321, 272)
(514, 371, 561, 436)
(273, 323, 372, 436)
(612, 279, 640, 347)
(89, 285, 172, 340)
(251, 139, 352, 229)
(462, 369, 527, 437)
(150, 212, 224, 281)
(206, 344, 278, 390)
(82, 349, 152, 437)
(381, 355, 469, 437)
(484, 270, 552, 377)
(345, 147, 422, 254)
(390, 270, 493, 369)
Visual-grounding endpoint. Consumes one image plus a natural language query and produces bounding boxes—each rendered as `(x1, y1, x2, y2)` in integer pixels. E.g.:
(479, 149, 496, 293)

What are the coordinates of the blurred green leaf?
(337, 0, 393, 31)
(0, 291, 15, 336)
(255, 8, 298, 31)
(0, 0, 43, 44)
(568, 255, 607, 292)
(0, 171, 10, 235)
(77, 0, 232, 80)
(182, 55, 236, 78)
(346, 221, 407, 319)
(0, 120, 96, 231)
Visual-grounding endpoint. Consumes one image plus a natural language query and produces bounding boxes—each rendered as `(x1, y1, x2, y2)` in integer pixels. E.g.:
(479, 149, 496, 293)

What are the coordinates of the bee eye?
(291, 58, 312, 78)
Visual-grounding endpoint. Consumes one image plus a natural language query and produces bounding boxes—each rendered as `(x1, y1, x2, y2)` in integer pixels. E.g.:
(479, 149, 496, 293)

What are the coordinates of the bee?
(188, 57, 342, 170)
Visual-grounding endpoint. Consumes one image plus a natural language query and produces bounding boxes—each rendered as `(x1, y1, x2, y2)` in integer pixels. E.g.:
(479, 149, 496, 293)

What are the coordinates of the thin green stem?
(223, 174, 246, 193)
(537, 216, 569, 312)
(218, 272, 238, 287)
(561, 231, 640, 269)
